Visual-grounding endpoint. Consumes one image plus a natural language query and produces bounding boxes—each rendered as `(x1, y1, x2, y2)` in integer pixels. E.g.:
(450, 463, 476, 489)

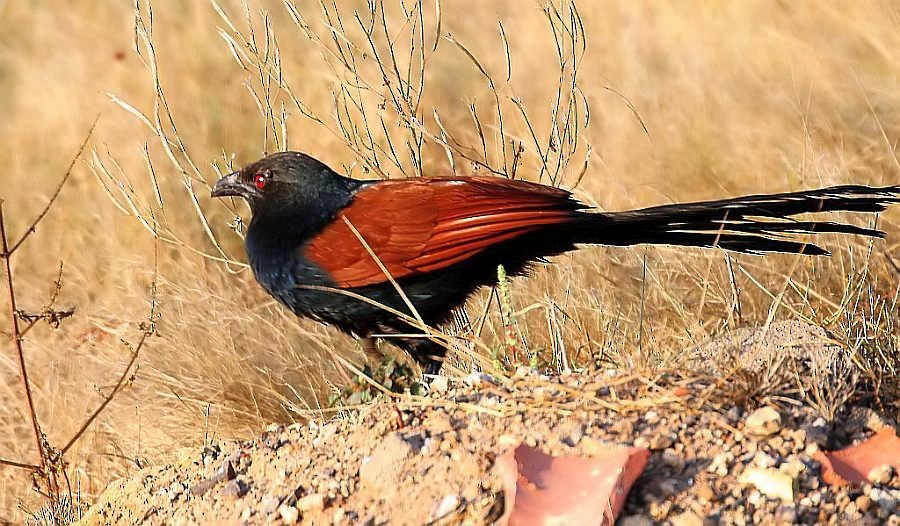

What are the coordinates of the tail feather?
(595, 185, 900, 255)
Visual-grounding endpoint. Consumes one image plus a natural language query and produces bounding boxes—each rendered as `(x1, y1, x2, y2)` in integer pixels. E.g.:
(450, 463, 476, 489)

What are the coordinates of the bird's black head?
(211, 151, 360, 219)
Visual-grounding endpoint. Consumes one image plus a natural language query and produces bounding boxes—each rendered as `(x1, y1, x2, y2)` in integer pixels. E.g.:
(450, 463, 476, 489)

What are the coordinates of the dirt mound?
(76, 365, 899, 525)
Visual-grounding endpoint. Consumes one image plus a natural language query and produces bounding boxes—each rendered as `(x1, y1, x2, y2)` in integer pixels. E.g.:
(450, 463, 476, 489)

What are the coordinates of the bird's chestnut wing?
(304, 177, 585, 288)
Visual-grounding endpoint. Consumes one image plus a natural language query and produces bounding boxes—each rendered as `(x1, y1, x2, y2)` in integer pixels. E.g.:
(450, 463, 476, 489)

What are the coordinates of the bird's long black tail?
(593, 185, 900, 255)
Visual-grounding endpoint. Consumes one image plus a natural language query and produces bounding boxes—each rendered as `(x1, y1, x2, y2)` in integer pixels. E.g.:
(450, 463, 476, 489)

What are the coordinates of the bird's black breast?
(246, 240, 391, 335)
(244, 196, 389, 333)
(243, 174, 371, 309)
(245, 216, 337, 311)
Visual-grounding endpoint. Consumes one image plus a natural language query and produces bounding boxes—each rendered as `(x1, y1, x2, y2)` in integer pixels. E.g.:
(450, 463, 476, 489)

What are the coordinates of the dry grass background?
(1, 0, 899, 521)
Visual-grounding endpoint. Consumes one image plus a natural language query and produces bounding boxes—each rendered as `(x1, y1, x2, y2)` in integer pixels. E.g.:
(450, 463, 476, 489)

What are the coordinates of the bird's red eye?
(253, 173, 267, 190)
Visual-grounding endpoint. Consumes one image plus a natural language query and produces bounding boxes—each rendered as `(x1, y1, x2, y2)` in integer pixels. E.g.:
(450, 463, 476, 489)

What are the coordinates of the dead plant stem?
(0, 204, 53, 494)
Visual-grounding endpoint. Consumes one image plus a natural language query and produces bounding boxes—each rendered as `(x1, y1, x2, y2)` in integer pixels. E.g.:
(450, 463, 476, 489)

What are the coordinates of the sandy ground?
(76, 331, 900, 525)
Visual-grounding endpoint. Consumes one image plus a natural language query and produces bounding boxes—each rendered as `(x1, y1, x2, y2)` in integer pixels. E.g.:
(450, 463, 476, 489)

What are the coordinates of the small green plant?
(493, 264, 544, 372)
(494, 265, 516, 369)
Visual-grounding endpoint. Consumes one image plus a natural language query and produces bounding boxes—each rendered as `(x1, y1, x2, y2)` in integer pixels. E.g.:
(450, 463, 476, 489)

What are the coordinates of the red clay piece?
(495, 442, 650, 526)
(815, 427, 900, 486)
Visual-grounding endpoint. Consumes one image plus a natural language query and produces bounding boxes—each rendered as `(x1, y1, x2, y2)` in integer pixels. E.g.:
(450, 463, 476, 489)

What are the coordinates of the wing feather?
(304, 177, 583, 288)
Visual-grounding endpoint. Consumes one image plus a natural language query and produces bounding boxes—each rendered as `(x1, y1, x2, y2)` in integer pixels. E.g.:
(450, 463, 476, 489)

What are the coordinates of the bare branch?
(0, 457, 40, 471)
(7, 117, 99, 256)
(0, 203, 52, 490)
(60, 330, 149, 455)
(61, 229, 159, 456)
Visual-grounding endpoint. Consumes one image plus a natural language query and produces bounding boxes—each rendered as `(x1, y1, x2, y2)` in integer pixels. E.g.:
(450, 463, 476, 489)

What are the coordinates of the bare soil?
(77, 323, 900, 525)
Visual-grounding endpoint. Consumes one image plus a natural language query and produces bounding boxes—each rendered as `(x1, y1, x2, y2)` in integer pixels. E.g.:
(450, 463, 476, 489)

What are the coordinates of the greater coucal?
(212, 151, 899, 372)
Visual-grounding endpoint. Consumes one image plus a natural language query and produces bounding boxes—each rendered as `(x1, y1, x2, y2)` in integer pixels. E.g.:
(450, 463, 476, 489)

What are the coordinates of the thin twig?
(62, 228, 159, 455)
(0, 457, 39, 471)
(61, 331, 150, 455)
(8, 117, 99, 256)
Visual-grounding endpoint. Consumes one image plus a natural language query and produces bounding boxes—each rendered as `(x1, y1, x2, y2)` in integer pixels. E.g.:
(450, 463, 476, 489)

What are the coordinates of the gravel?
(78, 368, 899, 525)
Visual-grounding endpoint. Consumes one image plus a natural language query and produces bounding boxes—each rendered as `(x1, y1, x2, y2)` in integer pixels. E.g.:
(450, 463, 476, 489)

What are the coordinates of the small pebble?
(560, 421, 585, 447)
(279, 505, 299, 525)
(747, 490, 762, 506)
(647, 433, 675, 450)
(745, 407, 782, 436)
(167, 482, 184, 500)
(726, 406, 744, 422)
(295, 493, 325, 512)
(497, 434, 519, 448)
(261, 494, 280, 514)
(430, 375, 449, 393)
(780, 458, 805, 478)
(753, 452, 776, 469)
(431, 494, 460, 520)
(774, 504, 797, 523)
(708, 452, 731, 476)
(739, 467, 796, 502)
(580, 436, 615, 456)
(870, 488, 899, 514)
(868, 464, 895, 485)
(220, 479, 248, 500)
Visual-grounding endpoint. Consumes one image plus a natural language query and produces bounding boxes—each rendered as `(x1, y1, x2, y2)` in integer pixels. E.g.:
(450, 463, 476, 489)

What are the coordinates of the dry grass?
(1, 0, 899, 521)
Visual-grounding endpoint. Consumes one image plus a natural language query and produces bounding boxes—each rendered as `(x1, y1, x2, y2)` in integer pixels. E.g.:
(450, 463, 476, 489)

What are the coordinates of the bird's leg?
(404, 338, 446, 376)
(423, 356, 444, 376)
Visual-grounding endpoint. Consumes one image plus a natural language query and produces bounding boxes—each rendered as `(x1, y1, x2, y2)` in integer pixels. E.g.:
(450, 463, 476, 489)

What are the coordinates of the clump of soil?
(78, 362, 899, 525)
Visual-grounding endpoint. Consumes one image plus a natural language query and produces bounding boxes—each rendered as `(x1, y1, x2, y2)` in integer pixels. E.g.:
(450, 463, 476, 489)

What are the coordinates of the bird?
(212, 151, 899, 373)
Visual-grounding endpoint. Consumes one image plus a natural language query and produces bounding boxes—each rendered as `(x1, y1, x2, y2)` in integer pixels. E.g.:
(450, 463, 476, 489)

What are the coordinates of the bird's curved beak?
(211, 171, 245, 198)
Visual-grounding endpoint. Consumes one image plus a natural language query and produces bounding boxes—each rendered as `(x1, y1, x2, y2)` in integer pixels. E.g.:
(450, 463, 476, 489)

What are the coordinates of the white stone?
(867, 464, 895, 485)
(745, 407, 782, 436)
(431, 494, 460, 520)
(739, 467, 796, 502)
(295, 493, 325, 512)
(279, 505, 299, 525)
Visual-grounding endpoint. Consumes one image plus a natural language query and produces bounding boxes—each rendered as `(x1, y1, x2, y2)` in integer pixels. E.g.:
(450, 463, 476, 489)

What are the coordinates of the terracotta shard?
(814, 427, 900, 486)
(493, 442, 650, 526)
